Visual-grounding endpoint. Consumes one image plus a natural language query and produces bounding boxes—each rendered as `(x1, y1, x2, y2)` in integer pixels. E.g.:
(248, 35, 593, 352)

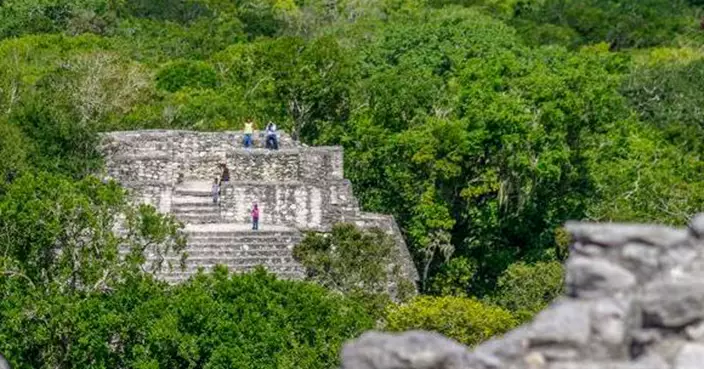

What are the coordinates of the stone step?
(174, 180, 306, 197)
(185, 234, 300, 241)
(171, 205, 224, 215)
(174, 189, 212, 197)
(156, 270, 306, 284)
(186, 241, 300, 248)
(184, 249, 293, 258)
(158, 262, 304, 273)
(172, 195, 213, 204)
(123, 245, 293, 254)
(171, 201, 215, 208)
(162, 263, 305, 272)
(172, 206, 221, 213)
(185, 230, 299, 238)
(189, 243, 293, 250)
(187, 241, 300, 248)
(162, 255, 296, 263)
(171, 208, 220, 217)
(175, 214, 223, 224)
(174, 215, 223, 222)
(184, 222, 295, 230)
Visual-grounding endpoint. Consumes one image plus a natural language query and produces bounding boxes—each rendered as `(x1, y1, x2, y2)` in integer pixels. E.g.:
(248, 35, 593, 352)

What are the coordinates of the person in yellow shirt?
(243, 119, 255, 148)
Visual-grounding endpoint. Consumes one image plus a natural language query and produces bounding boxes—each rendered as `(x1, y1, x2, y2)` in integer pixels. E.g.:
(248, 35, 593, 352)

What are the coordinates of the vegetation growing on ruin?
(2, 0, 704, 366)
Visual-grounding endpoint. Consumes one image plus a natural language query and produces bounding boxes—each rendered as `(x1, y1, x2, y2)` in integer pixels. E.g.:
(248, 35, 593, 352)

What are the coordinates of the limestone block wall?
(354, 212, 420, 281)
(219, 182, 324, 228)
(212, 180, 358, 230)
(341, 214, 704, 369)
(103, 131, 342, 185)
(102, 130, 300, 157)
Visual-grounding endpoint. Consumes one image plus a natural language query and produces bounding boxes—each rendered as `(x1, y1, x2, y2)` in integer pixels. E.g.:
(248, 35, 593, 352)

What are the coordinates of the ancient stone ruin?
(101, 130, 418, 283)
(341, 214, 704, 369)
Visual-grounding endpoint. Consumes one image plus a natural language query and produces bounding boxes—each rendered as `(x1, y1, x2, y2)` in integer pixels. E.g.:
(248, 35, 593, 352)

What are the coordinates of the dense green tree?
(0, 120, 27, 188)
(0, 269, 374, 369)
(514, 0, 696, 49)
(383, 296, 517, 347)
(293, 223, 415, 316)
(488, 261, 564, 322)
(622, 59, 704, 151)
(3, 0, 704, 363)
(0, 173, 186, 289)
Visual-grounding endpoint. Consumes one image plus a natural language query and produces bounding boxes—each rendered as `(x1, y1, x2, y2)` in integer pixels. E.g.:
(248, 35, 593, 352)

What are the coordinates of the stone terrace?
(101, 130, 418, 284)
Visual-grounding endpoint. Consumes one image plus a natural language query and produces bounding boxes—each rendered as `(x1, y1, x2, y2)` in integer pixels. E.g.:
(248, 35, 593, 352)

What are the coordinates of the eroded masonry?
(341, 214, 704, 369)
(101, 130, 418, 283)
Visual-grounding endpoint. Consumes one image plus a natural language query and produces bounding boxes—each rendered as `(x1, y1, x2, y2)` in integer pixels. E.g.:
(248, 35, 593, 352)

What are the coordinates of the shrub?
(293, 223, 416, 316)
(427, 256, 477, 297)
(0, 268, 375, 369)
(156, 60, 218, 92)
(383, 296, 516, 347)
(490, 261, 564, 322)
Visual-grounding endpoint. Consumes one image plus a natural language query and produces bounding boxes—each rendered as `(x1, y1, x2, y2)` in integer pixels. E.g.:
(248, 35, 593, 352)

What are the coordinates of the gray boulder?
(341, 331, 476, 369)
(0, 353, 10, 369)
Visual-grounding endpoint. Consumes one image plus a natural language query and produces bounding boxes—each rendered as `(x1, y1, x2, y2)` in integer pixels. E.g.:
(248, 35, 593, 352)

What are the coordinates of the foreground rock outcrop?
(342, 214, 704, 369)
(0, 353, 10, 369)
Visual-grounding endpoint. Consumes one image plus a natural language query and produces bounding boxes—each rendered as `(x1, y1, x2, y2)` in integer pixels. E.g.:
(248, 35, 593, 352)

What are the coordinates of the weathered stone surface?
(586, 296, 633, 360)
(621, 242, 660, 278)
(528, 299, 591, 347)
(564, 222, 687, 248)
(472, 326, 531, 366)
(0, 353, 9, 369)
(340, 331, 474, 369)
(685, 321, 704, 341)
(340, 215, 704, 369)
(660, 246, 698, 277)
(688, 213, 704, 238)
(631, 329, 662, 345)
(641, 278, 704, 328)
(674, 343, 704, 369)
(649, 338, 686, 363)
(565, 257, 636, 298)
(548, 354, 668, 369)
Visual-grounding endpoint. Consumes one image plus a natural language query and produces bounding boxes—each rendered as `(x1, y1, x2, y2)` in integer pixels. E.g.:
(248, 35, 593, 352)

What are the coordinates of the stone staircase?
(171, 181, 222, 224)
(154, 181, 306, 283)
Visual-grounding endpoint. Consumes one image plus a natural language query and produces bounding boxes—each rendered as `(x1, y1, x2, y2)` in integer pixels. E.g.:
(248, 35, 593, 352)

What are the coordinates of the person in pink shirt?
(251, 203, 259, 230)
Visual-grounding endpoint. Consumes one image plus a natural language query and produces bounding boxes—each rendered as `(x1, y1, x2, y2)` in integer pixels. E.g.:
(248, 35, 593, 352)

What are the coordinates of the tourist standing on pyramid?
(265, 121, 279, 150)
(251, 204, 259, 230)
(211, 177, 220, 205)
(243, 119, 255, 148)
(218, 163, 230, 185)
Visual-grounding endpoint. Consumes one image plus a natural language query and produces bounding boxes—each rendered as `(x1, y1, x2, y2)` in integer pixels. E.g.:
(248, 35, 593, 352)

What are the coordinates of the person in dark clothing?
(219, 163, 230, 185)
(251, 203, 259, 230)
(265, 121, 279, 150)
(217, 164, 230, 199)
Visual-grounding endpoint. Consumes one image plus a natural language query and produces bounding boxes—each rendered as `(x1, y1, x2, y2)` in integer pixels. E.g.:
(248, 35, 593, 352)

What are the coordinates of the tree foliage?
(0, 173, 186, 292)
(383, 296, 517, 347)
(3, 0, 704, 362)
(489, 261, 564, 322)
(0, 269, 374, 369)
(293, 223, 415, 315)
